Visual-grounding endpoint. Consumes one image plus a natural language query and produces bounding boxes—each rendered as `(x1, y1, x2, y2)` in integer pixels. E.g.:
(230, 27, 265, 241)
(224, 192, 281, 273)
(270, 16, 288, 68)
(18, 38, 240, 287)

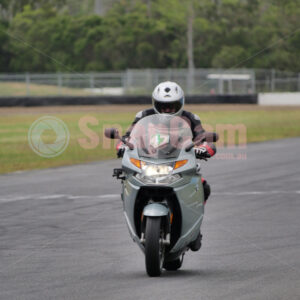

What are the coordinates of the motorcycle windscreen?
(129, 114, 193, 159)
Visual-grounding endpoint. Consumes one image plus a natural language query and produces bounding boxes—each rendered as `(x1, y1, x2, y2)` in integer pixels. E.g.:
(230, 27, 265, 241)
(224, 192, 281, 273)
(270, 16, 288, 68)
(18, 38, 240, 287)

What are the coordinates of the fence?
(0, 69, 299, 97)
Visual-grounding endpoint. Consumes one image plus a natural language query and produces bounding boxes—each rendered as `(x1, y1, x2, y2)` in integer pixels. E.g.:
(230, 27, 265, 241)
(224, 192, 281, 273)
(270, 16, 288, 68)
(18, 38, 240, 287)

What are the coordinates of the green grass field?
(0, 82, 92, 96)
(0, 105, 300, 174)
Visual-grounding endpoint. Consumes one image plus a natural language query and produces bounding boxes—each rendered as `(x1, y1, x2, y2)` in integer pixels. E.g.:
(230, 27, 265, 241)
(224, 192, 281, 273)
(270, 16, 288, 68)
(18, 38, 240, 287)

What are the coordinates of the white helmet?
(152, 81, 185, 116)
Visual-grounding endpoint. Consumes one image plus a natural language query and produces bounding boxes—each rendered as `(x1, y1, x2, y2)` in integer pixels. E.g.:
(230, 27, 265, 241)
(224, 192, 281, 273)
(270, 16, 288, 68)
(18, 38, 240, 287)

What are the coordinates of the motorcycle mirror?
(204, 132, 219, 143)
(194, 132, 219, 145)
(104, 128, 120, 139)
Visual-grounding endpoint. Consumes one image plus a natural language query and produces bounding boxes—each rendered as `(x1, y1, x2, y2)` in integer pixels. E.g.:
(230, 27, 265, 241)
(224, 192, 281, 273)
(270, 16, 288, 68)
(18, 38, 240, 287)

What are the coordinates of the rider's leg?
(202, 178, 211, 204)
(190, 178, 211, 252)
(190, 178, 209, 252)
(189, 231, 202, 252)
(196, 163, 211, 204)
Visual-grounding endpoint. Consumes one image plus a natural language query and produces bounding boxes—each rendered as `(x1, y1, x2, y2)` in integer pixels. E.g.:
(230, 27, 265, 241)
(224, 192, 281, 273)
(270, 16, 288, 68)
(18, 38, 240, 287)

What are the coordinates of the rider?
(116, 81, 217, 250)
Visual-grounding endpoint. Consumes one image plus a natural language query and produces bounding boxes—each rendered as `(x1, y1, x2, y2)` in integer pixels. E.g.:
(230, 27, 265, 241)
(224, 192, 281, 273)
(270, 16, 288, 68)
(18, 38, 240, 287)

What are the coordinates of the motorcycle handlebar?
(104, 128, 134, 150)
(121, 137, 134, 150)
(195, 132, 219, 144)
(185, 132, 218, 152)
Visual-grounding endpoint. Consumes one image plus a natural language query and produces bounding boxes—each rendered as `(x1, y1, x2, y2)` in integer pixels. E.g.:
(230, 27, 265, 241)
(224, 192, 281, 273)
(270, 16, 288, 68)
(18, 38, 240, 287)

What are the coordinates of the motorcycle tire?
(145, 217, 164, 277)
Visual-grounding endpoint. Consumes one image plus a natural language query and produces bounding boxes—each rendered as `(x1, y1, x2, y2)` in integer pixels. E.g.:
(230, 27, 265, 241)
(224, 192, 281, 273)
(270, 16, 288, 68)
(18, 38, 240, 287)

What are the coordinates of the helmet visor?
(154, 99, 183, 114)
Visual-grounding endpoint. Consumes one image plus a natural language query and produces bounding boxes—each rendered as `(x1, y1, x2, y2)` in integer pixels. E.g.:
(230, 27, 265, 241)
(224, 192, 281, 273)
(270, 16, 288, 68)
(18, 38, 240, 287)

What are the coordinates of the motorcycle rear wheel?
(145, 217, 164, 277)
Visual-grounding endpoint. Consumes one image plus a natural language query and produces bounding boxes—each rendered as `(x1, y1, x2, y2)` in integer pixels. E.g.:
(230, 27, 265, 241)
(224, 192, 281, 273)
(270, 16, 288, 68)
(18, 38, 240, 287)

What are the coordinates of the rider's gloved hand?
(194, 142, 216, 159)
(116, 141, 126, 158)
(194, 146, 211, 159)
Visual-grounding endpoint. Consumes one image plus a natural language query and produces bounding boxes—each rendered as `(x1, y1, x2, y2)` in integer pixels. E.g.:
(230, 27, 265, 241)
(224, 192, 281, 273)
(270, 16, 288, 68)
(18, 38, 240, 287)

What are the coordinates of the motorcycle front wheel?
(145, 217, 164, 277)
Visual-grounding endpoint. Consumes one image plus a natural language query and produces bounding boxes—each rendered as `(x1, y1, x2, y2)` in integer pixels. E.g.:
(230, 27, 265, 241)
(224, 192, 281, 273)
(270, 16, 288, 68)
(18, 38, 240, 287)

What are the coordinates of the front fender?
(143, 203, 169, 217)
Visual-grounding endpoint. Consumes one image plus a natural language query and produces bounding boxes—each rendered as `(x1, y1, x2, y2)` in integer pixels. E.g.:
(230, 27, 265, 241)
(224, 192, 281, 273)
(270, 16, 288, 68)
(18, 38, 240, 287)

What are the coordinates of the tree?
(0, 0, 66, 21)
(8, 5, 104, 72)
(0, 21, 10, 71)
(2, 0, 300, 72)
(212, 45, 249, 68)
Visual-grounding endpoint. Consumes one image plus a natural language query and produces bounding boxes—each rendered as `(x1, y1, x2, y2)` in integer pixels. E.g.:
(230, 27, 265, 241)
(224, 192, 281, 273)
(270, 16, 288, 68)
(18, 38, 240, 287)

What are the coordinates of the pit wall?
(1, 93, 300, 106)
(258, 93, 300, 106)
(0, 95, 257, 107)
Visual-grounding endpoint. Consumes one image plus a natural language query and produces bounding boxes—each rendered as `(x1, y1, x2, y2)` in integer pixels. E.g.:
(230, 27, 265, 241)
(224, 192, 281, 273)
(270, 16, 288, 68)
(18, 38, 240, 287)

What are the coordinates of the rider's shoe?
(189, 232, 202, 252)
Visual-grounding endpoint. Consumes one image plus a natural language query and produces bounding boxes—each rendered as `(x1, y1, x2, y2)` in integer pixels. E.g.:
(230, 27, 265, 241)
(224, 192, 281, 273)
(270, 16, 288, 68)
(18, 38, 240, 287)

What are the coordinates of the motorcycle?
(105, 114, 218, 277)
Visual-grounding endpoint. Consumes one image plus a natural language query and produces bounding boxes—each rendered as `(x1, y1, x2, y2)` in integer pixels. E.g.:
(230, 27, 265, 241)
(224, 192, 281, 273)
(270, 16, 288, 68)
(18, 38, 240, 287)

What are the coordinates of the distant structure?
(94, 0, 119, 16)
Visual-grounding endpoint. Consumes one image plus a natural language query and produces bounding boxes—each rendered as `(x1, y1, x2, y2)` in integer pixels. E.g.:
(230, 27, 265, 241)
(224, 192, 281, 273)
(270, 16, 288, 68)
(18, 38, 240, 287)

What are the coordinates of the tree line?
(0, 0, 299, 73)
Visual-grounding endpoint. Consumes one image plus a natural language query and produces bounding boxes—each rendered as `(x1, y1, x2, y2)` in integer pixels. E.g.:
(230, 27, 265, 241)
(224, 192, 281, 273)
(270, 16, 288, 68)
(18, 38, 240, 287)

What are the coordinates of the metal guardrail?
(0, 69, 299, 97)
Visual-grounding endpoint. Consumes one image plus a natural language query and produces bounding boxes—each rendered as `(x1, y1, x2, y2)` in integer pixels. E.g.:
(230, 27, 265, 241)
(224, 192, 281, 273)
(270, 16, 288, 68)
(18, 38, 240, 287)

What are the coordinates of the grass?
(0, 104, 299, 174)
(0, 82, 92, 96)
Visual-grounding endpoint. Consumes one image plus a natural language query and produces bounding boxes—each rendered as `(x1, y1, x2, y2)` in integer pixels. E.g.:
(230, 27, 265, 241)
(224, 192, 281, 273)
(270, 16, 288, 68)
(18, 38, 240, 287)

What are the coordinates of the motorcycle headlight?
(143, 163, 173, 176)
(135, 162, 181, 184)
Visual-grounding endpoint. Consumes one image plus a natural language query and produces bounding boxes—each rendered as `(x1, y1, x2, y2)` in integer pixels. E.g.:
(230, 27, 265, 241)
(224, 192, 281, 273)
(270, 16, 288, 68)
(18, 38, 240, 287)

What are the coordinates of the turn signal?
(130, 158, 141, 169)
(174, 160, 188, 170)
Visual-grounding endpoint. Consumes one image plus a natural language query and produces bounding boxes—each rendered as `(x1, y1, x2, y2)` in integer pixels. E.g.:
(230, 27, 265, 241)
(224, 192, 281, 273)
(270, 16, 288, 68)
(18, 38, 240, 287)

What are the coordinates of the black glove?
(117, 143, 127, 157)
(194, 146, 211, 159)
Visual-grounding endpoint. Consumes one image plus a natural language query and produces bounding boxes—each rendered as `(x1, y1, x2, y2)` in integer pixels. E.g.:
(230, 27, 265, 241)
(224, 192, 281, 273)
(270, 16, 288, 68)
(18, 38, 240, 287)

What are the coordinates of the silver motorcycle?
(105, 114, 217, 277)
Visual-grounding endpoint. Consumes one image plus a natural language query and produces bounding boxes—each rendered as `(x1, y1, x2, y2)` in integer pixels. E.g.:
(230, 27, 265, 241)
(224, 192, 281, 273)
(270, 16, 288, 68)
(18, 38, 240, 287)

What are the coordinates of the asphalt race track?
(1, 138, 300, 300)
